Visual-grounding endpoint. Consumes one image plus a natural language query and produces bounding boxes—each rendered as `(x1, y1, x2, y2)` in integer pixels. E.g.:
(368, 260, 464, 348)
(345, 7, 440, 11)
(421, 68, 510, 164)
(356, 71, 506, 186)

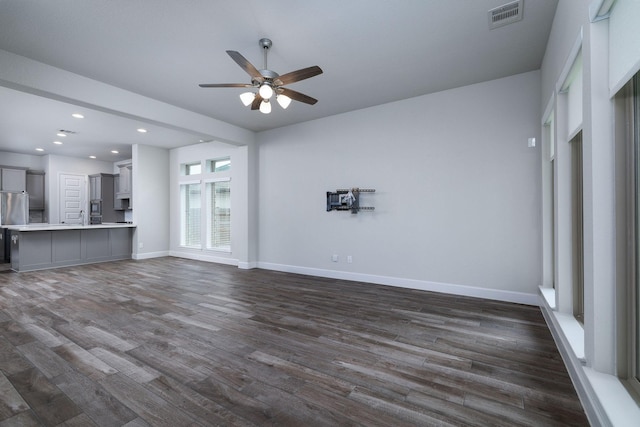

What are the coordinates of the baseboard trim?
(132, 250, 170, 260)
(257, 262, 538, 305)
(238, 261, 258, 270)
(168, 250, 238, 266)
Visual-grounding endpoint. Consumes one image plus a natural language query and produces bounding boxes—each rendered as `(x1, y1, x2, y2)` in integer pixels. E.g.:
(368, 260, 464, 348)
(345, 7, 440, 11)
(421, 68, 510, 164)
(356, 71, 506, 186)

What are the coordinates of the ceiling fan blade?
(279, 87, 318, 105)
(251, 93, 264, 110)
(226, 50, 263, 81)
(198, 83, 253, 88)
(276, 66, 323, 85)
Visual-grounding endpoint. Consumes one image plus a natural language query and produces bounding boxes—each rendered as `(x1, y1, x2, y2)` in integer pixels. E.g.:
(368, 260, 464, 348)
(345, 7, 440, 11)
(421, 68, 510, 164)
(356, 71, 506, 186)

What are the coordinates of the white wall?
(0, 151, 45, 170)
(257, 71, 541, 303)
(132, 144, 170, 259)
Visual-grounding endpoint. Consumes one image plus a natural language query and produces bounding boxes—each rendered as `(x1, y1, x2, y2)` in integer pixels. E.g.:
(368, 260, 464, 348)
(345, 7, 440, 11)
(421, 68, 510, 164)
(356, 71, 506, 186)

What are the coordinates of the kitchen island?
(3, 223, 136, 272)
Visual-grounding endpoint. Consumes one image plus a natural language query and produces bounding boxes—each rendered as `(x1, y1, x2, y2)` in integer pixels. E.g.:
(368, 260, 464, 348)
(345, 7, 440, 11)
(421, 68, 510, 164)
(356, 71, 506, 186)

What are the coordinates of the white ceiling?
(0, 0, 558, 162)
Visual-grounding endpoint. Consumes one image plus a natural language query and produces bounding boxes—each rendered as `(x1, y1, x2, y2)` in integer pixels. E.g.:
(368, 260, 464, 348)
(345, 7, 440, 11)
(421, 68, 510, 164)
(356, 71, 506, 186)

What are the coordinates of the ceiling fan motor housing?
(259, 38, 272, 50)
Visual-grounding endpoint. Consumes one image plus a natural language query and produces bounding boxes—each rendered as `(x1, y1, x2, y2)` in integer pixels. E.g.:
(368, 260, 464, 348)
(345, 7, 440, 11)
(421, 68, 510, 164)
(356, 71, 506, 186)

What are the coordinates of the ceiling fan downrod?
(259, 38, 272, 70)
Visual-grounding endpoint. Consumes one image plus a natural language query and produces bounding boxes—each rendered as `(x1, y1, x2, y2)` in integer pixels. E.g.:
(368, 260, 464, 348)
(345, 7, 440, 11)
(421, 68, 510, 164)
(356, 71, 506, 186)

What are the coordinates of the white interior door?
(59, 173, 86, 224)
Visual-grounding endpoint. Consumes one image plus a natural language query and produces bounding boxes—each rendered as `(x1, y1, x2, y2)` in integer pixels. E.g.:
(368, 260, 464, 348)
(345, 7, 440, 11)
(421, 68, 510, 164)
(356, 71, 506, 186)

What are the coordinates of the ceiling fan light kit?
(199, 38, 323, 114)
(259, 99, 271, 114)
(239, 91, 255, 106)
(258, 83, 274, 100)
(276, 94, 292, 109)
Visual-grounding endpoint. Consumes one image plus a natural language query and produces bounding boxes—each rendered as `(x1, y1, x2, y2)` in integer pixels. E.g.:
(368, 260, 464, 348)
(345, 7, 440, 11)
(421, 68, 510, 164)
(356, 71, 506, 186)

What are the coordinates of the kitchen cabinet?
(26, 170, 45, 210)
(116, 163, 132, 200)
(89, 174, 105, 201)
(113, 175, 130, 211)
(1, 167, 27, 192)
(8, 224, 135, 272)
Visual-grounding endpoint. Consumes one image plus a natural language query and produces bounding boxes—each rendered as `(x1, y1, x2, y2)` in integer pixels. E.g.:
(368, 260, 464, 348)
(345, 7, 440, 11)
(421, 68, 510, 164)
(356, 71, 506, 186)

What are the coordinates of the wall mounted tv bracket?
(326, 188, 375, 214)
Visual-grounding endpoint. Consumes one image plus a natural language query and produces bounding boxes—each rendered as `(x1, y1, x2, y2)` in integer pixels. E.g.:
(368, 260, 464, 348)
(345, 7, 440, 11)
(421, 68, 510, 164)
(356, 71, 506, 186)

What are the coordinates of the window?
(543, 113, 556, 290)
(180, 183, 201, 247)
(206, 180, 231, 251)
(632, 73, 640, 387)
(618, 71, 640, 396)
(207, 157, 231, 173)
(570, 131, 584, 324)
(183, 162, 202, 176)
(179, 156, 231, 252)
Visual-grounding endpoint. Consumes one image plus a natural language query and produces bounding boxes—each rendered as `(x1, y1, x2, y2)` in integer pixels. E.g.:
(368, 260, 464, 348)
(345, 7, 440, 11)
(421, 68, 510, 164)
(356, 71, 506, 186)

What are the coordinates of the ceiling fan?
(199, 38, 323, 114)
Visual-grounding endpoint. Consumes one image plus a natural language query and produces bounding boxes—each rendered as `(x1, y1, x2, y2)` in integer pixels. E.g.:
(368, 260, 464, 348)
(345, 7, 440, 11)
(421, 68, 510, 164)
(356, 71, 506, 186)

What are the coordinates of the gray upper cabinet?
(26, 170, 45, 210)
(116, 164, 132, 200)
(1, 167, 27, 192)
(89, 174, 102, 200)
(113, 175, 126, 210)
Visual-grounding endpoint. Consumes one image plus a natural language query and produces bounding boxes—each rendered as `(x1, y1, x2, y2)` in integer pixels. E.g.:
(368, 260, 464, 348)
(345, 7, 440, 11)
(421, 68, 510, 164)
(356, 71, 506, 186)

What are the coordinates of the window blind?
(610, 0, 640, 95)
(180, 183, 201, 247)
(207, 180, 231, 250)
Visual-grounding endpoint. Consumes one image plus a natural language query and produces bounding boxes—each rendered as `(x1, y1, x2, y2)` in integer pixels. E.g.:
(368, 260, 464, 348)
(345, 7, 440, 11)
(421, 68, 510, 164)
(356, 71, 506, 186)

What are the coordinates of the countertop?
(2, 223, 136, 232)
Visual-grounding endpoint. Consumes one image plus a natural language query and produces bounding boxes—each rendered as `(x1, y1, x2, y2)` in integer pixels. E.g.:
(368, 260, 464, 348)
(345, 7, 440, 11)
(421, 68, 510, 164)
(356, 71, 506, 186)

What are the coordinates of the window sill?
(206, 248, 231, 254)
(584, 368, 640, 427)
(537, 287, 640, 426)
(539, 286, 584, 361)
(553, 311, 585, 362)
(540, 286, 556, 309)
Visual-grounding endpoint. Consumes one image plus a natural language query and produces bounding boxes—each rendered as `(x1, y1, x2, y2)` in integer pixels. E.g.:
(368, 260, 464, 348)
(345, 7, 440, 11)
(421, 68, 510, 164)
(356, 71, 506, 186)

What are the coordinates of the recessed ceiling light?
(111, 150, 119, 154)
(53, 141, 63, 145)
(72, 113, 84, 119)
(57, 132, 67, 137)
(137, 128, 147, 133)
(35, 148, 44, 152)
(89, 155, 96, 159)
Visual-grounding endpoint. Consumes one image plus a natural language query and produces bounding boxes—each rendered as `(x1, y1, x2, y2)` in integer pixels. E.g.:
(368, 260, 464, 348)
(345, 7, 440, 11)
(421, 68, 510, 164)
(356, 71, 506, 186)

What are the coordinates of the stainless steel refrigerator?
(1, 191, 29, 262)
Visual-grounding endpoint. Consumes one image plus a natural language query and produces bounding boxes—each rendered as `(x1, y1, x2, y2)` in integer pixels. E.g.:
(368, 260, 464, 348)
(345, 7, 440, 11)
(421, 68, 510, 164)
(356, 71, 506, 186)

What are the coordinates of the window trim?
(630, 73, 640, 396)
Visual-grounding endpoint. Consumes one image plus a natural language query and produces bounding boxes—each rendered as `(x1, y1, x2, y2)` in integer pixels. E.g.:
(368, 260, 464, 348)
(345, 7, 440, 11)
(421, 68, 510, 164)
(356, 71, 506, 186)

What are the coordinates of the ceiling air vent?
(488, 0, 523, 30)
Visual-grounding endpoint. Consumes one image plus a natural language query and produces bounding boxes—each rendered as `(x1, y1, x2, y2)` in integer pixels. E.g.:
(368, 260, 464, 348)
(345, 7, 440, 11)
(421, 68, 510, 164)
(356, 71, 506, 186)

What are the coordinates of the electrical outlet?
(347, 255, 353, 264)
(138, 242, 144, 249)
(332, 254, 338, 262)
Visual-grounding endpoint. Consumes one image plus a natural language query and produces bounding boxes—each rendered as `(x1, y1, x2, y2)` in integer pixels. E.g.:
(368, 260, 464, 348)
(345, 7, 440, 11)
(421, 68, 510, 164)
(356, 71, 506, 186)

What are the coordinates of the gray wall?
(132, 144, 170, 259)
(257, 70, 542, 302)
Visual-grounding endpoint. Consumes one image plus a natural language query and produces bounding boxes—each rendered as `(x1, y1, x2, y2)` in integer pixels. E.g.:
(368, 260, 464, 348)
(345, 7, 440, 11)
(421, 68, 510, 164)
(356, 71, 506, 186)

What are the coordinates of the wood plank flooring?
(0, 257, 588, 426)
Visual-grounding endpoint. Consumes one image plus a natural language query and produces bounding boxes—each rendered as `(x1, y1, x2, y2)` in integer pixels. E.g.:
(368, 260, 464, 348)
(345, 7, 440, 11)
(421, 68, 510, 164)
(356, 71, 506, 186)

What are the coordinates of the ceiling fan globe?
(239, 91, 256, 106)
(259, 99, 271, 114)
(259, 83, 274, 100)
(277, 94, 292, 109)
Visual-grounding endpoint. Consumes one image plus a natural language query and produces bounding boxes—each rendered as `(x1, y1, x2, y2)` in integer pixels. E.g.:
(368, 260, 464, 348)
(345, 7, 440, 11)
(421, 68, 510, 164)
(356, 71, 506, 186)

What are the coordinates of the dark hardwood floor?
(0, 257, 588, 426)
